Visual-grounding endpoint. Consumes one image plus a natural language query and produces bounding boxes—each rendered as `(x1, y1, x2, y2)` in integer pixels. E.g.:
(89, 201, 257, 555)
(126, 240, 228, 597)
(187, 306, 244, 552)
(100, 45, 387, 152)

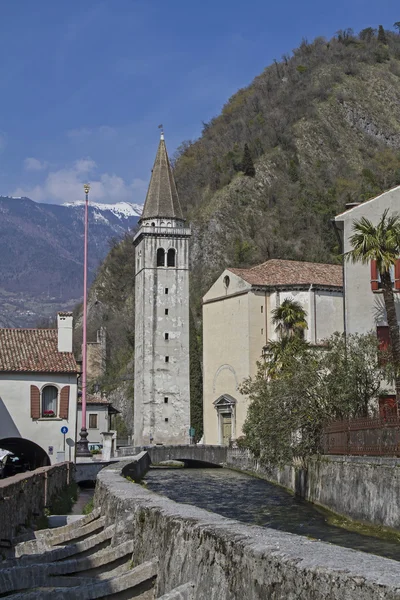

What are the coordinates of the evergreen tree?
(242, 144, 256, 177)
(378, 25, 387, 44)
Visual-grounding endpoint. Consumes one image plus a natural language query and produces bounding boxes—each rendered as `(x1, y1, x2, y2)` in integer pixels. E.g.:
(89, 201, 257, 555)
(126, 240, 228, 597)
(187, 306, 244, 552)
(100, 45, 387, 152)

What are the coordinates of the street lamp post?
(76, 183, 92, 457)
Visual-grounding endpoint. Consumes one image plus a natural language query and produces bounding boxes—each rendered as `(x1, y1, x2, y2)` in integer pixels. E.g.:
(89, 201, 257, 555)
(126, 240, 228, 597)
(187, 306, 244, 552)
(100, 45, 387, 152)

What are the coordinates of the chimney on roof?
(57, 312, 73, 353)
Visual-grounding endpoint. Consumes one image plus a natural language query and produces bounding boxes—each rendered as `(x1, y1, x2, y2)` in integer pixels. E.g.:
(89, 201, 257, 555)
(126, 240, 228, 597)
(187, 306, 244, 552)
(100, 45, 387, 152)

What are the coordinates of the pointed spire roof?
(141, 132, 184, 221)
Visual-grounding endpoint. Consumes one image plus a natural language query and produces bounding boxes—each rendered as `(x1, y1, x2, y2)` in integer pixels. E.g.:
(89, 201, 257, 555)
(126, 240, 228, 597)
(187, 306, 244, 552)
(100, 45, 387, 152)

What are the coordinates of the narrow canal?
(144, 467, 400, 561)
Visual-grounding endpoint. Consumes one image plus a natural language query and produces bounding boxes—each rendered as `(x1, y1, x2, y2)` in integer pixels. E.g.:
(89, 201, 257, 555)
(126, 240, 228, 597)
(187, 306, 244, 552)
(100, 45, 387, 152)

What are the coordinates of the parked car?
(0, 454, 28, 478)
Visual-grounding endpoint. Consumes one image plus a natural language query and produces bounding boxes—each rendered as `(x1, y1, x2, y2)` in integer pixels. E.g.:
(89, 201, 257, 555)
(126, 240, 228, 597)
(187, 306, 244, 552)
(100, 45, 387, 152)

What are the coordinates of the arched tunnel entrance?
(0, 437, 50, 471)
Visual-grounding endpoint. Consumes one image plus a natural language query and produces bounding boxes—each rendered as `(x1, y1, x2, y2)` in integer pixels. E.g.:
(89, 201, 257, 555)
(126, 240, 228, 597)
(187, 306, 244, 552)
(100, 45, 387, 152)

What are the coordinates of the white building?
(77, 393, 118, 447)
(133, 132, 191, 446)
(203, 259, 343, 445)
(334, 187, 400, 336)
(334, 186, 400, 412)
(0, 312, 79, 465)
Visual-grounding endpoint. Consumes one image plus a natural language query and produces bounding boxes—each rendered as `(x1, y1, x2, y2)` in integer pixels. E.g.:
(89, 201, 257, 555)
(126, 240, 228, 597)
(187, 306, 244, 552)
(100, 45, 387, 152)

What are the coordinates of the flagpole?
(76, 183, 91, 457)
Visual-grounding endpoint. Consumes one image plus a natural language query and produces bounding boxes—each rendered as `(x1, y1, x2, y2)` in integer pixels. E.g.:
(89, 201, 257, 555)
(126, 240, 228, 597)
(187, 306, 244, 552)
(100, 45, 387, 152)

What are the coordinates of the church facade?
(133, 133, 191, 446)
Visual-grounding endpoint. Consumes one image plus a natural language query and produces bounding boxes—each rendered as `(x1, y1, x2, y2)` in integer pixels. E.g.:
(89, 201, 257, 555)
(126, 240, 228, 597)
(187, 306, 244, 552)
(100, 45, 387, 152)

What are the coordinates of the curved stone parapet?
(95, 457, 400, 599)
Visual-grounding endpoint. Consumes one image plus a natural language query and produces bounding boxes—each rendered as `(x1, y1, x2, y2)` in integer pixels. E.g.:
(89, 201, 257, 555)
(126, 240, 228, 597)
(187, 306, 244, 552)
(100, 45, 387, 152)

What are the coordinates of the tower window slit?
(165, 308, 169, 315)
(165, 288, 169, 294)
(165, 333, 169, 340)
(165, 356, 169, 363)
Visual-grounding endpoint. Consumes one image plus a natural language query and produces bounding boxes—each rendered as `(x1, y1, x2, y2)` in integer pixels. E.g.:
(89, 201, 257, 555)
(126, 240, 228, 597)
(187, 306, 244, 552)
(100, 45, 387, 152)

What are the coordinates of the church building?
(133, 132, 191, 446)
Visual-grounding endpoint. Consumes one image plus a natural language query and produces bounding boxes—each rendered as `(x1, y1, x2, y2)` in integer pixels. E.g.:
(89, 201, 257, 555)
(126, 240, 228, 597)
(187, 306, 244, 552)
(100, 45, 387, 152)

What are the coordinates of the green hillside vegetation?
(173, 25, 400, 312)
(84, 25, 400, 431)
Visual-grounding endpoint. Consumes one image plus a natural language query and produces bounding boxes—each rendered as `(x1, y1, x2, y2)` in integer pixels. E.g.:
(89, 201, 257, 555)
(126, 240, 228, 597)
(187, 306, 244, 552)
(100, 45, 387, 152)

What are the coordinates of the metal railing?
(322, 414, 400, 456)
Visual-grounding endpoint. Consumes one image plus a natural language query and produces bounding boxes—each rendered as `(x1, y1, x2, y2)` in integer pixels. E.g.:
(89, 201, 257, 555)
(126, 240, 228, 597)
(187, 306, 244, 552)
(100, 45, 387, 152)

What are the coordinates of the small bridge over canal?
(76, 445, 228, 483)
(124, 445, 228, 467)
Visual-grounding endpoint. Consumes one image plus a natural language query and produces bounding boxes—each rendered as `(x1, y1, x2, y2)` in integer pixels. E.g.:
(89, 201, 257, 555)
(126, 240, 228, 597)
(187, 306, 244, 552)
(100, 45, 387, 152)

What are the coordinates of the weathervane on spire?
(158, 123, 164, 140)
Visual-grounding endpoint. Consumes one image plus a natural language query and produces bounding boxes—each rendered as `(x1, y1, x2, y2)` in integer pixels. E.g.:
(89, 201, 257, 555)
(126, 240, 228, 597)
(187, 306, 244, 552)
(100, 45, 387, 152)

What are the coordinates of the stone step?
(157, 582, 195, 599)
(14, 516, 106, 556)
(0, 541, 135, 594)
(1, 525, 115, 568)
(7, 558, 158, 599)
(11, 509, 102, 545)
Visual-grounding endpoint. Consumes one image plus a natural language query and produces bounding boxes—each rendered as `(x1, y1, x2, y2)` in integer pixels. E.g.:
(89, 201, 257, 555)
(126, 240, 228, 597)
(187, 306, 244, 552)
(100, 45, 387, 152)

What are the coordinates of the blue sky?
(1, 0, 399, 206)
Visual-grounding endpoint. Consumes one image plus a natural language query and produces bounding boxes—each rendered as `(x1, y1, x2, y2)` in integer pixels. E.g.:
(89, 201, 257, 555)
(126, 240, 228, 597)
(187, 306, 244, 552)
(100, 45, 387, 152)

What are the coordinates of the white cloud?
(13, 158, 148, 205)
(24, 157, 49, 171)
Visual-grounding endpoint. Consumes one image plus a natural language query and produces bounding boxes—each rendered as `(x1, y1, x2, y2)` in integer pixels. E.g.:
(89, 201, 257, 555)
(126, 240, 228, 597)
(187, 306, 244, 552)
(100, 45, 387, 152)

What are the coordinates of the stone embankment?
(227, 450, 400, 530)
(0, 462, 73, 541)
(0, 453, 192, 598)
(94, 455, 400, 599)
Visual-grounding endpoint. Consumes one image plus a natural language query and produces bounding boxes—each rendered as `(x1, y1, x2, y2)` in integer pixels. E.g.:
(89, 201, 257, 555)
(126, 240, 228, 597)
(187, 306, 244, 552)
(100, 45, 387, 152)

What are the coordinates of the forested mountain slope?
(86, 26, 400, 433)
(173, 27, 400, 312)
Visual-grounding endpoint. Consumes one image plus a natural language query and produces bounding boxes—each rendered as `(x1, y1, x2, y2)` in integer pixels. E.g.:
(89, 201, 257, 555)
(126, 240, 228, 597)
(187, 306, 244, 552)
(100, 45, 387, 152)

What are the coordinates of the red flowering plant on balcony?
(43, 410, 55, 418)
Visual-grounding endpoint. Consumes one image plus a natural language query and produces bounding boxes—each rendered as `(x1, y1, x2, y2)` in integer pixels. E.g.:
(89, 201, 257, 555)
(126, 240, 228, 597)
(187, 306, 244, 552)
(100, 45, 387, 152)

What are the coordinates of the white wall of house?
(203, 269, 344, 446)
(335, 185, 400, 335)
(76, 404, 109, 444)
(0, 373, 78, 464)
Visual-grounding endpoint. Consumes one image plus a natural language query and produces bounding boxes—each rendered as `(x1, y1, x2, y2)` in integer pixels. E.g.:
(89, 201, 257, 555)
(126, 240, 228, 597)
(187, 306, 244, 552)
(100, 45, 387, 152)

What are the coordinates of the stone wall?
(227, 449, 400, 529)
(0, 462, 73, 540)
(94, 459, 400, 599)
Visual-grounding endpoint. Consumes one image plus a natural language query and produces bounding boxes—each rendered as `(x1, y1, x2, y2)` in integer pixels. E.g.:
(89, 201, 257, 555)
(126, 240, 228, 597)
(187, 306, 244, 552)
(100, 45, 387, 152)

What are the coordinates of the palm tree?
(271, 298, 308, 340)
(346, 209, 400, 404)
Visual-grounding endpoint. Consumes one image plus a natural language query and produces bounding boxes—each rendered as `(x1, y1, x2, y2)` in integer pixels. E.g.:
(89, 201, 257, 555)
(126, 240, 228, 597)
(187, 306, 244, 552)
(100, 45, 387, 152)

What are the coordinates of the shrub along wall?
(0, 462, 74, 541)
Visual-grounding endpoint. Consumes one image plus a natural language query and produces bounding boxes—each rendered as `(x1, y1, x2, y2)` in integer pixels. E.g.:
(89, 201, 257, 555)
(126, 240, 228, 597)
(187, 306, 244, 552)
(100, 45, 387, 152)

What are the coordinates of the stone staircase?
(0, 509, 194, 599)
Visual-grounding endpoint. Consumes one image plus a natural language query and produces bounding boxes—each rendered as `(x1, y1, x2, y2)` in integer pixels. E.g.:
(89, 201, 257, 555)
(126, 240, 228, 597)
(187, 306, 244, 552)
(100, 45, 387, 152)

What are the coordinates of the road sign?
(61, 426, 68, 435)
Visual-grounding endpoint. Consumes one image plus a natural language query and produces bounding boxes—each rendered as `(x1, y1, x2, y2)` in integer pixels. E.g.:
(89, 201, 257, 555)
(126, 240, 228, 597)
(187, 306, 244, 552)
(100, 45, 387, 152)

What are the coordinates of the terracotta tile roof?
(78, 394, 111, 405)
(0, 328, 78, 373)
(228, 259, 343, 288)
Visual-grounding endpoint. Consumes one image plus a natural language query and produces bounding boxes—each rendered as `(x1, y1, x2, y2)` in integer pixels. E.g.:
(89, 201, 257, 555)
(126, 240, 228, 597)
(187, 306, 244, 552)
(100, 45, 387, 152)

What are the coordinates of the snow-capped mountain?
(63, 200, 143, 219)
(0, 196, 141, 326)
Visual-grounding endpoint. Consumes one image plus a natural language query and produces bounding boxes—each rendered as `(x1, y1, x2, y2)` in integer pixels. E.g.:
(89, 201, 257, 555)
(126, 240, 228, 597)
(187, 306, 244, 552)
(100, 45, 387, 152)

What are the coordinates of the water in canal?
(144, 467, 400, 561)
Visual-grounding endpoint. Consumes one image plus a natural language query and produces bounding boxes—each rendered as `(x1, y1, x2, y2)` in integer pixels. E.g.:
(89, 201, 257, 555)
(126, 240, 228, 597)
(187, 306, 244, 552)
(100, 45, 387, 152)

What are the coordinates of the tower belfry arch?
(133, 131, 191, 446)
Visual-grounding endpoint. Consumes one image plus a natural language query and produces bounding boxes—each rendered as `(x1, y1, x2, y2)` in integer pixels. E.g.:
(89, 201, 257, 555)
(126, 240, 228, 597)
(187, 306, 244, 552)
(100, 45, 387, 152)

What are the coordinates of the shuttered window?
(30, 385, 40, 419)
(370, 260, 400, 292)
(59, 386, 70, 419)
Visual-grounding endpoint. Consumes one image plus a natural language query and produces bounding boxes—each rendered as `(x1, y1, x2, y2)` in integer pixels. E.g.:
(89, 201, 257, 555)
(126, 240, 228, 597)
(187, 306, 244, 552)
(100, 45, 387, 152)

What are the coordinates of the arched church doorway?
(213, 395, 236, 446)
(0, 437, 50, 471)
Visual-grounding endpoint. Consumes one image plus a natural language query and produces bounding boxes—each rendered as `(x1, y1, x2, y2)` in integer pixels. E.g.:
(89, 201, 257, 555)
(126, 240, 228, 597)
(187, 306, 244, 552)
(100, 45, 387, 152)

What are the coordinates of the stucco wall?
(134, 226, 191, 447)
(203, 277, 343, 445)
(0, 462, 73, 540)
(94, 460, 400, 599)
(0, 373, 78, 464)
(203, 290, 251, 445)
(76, 404, 109, 444)
(336, 185, 400, 336)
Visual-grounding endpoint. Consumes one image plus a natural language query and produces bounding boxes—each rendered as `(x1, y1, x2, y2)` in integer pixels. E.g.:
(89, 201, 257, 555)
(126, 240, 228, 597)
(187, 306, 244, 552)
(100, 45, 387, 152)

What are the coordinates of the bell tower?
(133, 131, 191, 446)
